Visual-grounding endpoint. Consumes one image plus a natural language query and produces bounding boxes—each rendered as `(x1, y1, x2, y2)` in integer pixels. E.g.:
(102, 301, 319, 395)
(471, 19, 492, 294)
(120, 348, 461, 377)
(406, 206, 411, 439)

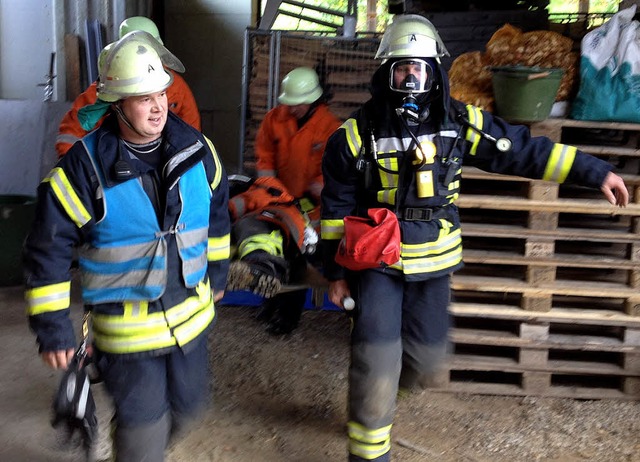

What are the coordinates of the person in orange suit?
(227, 66, 341, 335)
(55, 16, 200, 157)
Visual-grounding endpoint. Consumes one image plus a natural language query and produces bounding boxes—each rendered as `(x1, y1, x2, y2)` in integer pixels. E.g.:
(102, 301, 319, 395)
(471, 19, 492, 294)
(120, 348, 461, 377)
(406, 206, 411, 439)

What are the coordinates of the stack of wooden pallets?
(433, 118, 640, 399)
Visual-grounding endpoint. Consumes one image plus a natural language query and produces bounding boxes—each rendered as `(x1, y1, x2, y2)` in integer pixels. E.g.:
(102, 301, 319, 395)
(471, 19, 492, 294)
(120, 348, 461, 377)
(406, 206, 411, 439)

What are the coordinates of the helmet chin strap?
(113, 102, 149, 139)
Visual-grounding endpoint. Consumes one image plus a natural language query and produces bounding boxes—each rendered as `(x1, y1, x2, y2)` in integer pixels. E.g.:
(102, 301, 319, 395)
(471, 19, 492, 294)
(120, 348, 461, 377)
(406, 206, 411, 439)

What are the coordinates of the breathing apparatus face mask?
(389, 58, 436, 123)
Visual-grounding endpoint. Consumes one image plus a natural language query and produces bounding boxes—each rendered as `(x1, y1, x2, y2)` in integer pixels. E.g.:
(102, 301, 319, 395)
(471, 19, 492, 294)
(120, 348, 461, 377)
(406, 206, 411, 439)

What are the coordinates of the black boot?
(265, 289, 306, 336)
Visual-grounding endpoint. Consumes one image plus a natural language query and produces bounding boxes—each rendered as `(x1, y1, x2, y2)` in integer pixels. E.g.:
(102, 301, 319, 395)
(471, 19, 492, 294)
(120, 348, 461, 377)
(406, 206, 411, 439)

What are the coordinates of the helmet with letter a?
(96, 30, 183, 102)
(376, 14, 449, 96)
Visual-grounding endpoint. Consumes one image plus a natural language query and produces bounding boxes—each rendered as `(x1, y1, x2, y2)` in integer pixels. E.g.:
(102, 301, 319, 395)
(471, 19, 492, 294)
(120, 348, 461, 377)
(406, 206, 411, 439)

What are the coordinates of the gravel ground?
(2, 284, 639, 461)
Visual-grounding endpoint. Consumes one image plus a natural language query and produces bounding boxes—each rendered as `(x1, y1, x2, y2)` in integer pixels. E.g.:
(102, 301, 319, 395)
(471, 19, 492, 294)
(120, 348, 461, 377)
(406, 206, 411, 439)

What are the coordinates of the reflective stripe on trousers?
(348, 270, 451, 460)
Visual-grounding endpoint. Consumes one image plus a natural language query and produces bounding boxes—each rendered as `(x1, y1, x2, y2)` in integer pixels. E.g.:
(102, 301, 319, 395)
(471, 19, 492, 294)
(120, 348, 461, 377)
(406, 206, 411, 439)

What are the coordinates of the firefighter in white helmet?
(321, 14, 628, 461)
(24, 30, 229, 461)
(55, 16, 201, 157)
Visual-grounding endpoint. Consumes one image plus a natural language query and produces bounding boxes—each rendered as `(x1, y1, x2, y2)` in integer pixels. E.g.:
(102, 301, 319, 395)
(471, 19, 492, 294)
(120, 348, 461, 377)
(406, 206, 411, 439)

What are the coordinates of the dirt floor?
(1, 283, 640, 462)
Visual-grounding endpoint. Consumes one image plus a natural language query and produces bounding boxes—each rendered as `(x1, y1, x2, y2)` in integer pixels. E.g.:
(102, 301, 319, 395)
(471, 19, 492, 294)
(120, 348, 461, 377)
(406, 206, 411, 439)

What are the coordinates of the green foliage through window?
(267, 0, 391, 33)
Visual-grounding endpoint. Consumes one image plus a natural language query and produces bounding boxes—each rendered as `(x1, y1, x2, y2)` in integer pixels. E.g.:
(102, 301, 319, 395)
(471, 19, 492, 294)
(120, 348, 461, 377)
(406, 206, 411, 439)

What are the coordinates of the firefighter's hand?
(41, 348, 75, 370)
(601, 172, 629, 207)
(214, 290, 225, 302)
(328, 279, 350, 309)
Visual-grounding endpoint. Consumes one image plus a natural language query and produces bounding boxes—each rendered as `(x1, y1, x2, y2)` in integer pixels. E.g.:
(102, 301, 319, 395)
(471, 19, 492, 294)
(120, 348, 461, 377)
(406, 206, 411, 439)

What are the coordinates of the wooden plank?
(452, 355, 634, 376)
(452, 274, 638, 298)
(450, 328, 640, 353)
(457, 195, 640, 216)
(64, 34, 82, 100)
(462, 249, 639, 270)
(430, 381, 635, 400)
(463, 167, 640, 186)
(462, 223, 640, 243)
(450, 302, 640, 327)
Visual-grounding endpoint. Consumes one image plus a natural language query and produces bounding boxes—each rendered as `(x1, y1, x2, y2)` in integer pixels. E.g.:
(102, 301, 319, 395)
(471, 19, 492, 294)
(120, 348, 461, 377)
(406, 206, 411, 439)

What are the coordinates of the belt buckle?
(404, 207, 432, 221)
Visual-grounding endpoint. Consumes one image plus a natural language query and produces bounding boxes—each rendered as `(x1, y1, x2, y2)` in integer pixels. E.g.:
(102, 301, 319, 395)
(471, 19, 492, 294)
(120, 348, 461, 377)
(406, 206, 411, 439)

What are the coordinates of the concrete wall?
(0, 101, 69, 197)
(165, 1, 253, 174)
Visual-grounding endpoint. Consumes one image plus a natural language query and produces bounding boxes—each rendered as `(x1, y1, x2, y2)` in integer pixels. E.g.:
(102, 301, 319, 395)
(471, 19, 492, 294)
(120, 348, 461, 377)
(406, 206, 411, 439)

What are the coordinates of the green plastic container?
(0, 195, 36, 286)
(491, 66, 564, 122)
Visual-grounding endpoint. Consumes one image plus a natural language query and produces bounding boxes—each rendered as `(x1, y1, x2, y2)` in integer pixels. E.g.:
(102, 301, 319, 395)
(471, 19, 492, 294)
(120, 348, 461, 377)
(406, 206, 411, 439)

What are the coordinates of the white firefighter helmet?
(277, 67, 323, 106)
(375, 14, 449, 61)
(96, 31, 181, 102)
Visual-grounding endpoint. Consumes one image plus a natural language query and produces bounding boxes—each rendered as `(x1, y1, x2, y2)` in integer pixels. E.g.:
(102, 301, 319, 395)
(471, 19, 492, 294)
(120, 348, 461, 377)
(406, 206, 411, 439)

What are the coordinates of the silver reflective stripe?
(81, 240, 167, 291)
(183, 252, 207, 277)
(164, 140, 204, 186)
(83, 268, 166, 291)
(81, 240, 161, 263)
(376, 130, 457, 152)
(177, 226, 208, 248)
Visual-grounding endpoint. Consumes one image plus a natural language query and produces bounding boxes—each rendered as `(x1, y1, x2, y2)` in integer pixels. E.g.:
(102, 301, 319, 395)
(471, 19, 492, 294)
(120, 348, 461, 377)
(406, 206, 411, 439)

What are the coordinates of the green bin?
(491, 66, 564, 122)
(0, 195, 36, 286)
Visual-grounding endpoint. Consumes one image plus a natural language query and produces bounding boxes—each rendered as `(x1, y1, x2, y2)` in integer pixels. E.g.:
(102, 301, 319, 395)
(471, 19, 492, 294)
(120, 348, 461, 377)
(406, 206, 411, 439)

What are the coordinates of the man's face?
(286, 103, 312, 120)
(118, 90, 168, 143)
(390, 59, 434, 94)
(393, 63, 426, 89)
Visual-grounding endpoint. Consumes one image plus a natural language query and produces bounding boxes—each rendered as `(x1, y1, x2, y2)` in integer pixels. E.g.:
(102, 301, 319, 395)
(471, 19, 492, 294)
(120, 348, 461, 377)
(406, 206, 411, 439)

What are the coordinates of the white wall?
(0, 0, 55, 100)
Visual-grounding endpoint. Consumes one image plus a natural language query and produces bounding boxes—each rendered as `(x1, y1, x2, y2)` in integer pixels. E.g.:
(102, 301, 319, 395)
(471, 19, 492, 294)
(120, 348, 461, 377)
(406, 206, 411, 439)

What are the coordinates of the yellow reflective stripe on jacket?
(25, 281, 71, 315)
(342, 119, 362, 158)
(377, 156, 400, 190)
(543, 143, 576, 183)
(401, 227, 461, 258)
(465, 105, 483, 155)
(347, 421, 392, 459)
(92, 281, 214, 353)
(44, 167, 91, 227)
(377, 188, 397, 205)
(208, 233, 230, 261)
(321, 219, 344, 240)
(204, 137, 223, 190)
(402, 246, 463, 275)
(399, 227, 463, 275)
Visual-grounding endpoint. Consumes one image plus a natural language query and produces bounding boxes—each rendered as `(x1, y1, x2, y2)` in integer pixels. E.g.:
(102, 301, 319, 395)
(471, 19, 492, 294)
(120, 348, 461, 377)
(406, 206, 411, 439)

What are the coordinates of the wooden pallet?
(437, 119, 640, 399)
(456, 119, 640, 316)
(428, 302, 640, 399)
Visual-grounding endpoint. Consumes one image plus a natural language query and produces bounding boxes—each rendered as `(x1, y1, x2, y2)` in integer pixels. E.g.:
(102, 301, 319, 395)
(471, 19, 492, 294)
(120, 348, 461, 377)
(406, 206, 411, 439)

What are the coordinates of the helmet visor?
(389, 59, 434, 94)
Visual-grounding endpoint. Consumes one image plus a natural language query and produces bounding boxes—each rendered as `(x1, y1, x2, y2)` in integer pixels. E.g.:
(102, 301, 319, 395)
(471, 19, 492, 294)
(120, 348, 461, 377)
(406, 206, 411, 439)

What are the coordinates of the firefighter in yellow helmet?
(24, 30, 229, 461)
(55, 16, 201, 157)
(320, 14, 628, 461)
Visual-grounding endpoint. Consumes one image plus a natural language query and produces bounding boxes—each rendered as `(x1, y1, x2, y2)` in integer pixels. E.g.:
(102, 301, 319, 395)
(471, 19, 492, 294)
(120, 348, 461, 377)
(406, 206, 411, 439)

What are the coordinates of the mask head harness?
(389, 58, 436, 123)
